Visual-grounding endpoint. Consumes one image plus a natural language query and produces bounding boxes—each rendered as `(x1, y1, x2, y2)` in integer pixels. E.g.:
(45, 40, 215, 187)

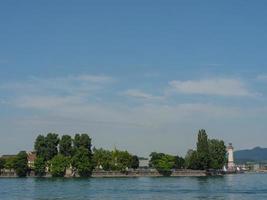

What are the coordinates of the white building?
(227, 143, 235, 171)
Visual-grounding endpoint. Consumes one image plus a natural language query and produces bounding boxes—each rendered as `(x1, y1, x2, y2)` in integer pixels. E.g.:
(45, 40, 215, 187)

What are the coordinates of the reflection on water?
(0, 174, 267, 200)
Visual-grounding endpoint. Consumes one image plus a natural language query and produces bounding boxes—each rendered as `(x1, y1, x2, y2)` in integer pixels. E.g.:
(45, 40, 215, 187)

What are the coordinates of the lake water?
(0, 173, 267, 200)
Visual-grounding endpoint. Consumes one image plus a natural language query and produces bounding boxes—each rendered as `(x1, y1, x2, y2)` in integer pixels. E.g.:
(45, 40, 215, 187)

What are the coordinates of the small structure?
(227, 143, 235, 171)
(139, 158, 149, 169)
(27, 151, 36, 169)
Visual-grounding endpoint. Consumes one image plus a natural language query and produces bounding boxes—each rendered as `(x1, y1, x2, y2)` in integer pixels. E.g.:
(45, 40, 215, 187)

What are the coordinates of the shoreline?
(0, 169, 208, 178)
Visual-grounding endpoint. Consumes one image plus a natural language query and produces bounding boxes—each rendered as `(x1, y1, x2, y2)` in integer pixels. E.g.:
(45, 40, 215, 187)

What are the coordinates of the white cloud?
(168, 78, 252, 97)
(73, 74, 114, 83)
(0, 74, 114, 95)
(123, 89, 164, 101)
(0, 74, 264, 156)
(14, 95, 84, 109)
(257, 74, 267, 81)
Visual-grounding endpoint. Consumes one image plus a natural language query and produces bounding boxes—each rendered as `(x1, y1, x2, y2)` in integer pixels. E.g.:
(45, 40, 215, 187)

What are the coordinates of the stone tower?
(227, 143, 235, 171)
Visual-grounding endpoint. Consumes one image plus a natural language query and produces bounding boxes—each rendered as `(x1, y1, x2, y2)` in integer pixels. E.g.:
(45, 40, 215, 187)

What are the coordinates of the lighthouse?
(227, 143, 235, 171)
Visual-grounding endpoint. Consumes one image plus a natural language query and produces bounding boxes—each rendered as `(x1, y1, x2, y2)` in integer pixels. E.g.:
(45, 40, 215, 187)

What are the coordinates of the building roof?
(27, 152, 37, 162)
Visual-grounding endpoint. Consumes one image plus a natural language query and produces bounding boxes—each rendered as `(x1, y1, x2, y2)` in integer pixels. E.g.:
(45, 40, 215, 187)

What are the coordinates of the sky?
(1, 0, 267, 157)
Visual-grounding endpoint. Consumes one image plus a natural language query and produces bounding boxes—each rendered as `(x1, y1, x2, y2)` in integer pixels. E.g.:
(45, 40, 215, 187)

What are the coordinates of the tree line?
(142, 129, 226, 175)
(0, 129, 227, 177)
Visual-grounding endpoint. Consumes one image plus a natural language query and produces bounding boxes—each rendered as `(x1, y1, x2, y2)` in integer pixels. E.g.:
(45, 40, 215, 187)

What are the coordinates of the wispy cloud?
(68, 74, 114, 83)
(0, 74, 114, 95)
(257, 74, 267, 81)
(168, 78, 253, 97)
(0, 74, 116, 111)
(0, 74, 265, 156)
(123, 89, 164, 101)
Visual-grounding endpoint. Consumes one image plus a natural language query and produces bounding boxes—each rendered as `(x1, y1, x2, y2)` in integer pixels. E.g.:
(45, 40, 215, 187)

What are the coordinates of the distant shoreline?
(0, 169, 208, 178)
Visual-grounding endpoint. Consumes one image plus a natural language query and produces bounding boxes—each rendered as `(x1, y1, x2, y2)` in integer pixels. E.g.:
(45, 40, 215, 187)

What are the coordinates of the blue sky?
(1, 0, 267, 156)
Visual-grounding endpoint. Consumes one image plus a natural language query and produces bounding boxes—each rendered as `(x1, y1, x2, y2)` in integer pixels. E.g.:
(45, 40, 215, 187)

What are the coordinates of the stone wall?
(0, 169, 207, 178)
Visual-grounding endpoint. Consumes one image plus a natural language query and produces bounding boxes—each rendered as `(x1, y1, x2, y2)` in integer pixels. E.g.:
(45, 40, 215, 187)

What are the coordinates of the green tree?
(149, 152, 165, 168)
(50, 154, 70, 177)
(72, 147, 93, 177)
(59, 135, 73, 157)
(34, 156, 46, 177)
(208, 139, 227, 169)
(45, 133, 59, 161)
(4, 156, 16, 170)
(196, 129, 210, 170)
(156, 155, 175, 176)
(0, 158, 5, 174)
(185, 150, 199, 170)
(34, 135, 47, 159)
(113, 150, 133, 171)
(14, 151, 28, 177)
(149, 152, 176, 176)
(73, 134, 92, 153)
(174, 156, 185, 169)
(92, 148, 112, 170)
(131, 155, 139, 169)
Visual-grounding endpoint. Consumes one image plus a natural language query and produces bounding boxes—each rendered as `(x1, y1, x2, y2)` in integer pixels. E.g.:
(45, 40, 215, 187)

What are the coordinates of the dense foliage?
(72, 147, 93, 177)
(50, 154, 70, 177)
(59, 135, 73, 157)
(0, 158, 5, 171)
(209, 139, 227, 169)
(149, 152, 184, 176)
(0, 129, 227, 177)
(14, 151, 28, 177)
(92, 148, 113, 170)
(185, 130, 227, 170)
(131, 155, 139, 169)
(33, 133, 93, 177)
(4, 156, 16, 170)
(34, 156, 46, 177)
(196, 129, 210, 170)
(92, 148, 137, 172)
(73, 134, 92, 153)
(34, 133, 59, 161)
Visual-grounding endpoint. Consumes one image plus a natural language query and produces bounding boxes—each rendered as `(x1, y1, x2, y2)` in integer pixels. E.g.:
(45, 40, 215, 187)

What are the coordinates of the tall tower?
(227, 143, 235, 171)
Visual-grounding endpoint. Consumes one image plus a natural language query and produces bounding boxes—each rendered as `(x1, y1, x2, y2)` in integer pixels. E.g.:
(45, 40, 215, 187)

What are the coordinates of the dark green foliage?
(112, 149, 133, 171)
(196, 129, 210, 170)
(92, 148, 136, 172)
(149, 152, 180, 176)
(59, 135, 73, 157)
(73, 134, 92, 153)
(4, 156, 16, 170)
(45, 133, 60, 161)
(131, 155, 139, 169)
(50, 154, 70, 177)
(72, 147, 93, 177)
(185, 130, 227, 170)
(0, 158, 5, 170)
(149, 152, 165, 167)
(156, 155, 175, 176)
(208, 139, 227, 169)
(92, 148, 113, 170)
(34, 135, 47, 159)
(185, 150, 200, 170)
(34, 133, 59, 161)
(14, 151, 28, 177)
(34, 156, 46, 177)
(174, 156, 185, 169)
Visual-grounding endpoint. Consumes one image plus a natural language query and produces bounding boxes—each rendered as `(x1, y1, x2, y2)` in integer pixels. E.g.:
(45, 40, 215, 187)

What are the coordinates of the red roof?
(27, 152, 37, 162)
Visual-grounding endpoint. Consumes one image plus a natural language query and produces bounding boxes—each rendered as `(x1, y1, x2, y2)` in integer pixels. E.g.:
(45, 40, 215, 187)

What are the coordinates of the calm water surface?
(0, 173, 267, 200)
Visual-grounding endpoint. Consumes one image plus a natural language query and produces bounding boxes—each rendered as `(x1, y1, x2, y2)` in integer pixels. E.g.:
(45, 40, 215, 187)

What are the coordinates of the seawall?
(0, 169, 207, 178)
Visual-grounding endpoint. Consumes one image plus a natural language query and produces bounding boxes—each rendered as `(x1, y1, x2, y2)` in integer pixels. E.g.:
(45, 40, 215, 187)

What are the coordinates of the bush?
(50, 154, 70, 177)
(14, 151, 28, 177)
(34, 156, 46, 177)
